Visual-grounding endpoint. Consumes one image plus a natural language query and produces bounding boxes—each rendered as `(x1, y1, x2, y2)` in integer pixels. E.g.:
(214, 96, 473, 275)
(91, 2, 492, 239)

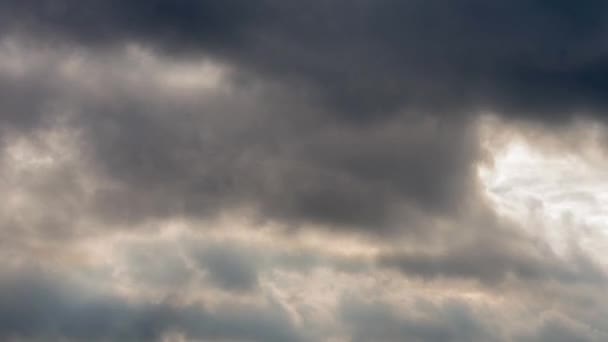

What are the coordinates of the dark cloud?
(3, 1, 608, 120)
(517, 314, 603, 342)
(340, 297, 608, 342)
(340, 297, 500, 342)
(0, 45, 481, 235)
(378, 234, 606, 285)
(1, 2, 608, 341)
(1, 0, 607, 235)
(0, 0, 265, 50)
(3, 0, 606, 235)
(193, 244, 260, 292)
(0, 267, 308, 342)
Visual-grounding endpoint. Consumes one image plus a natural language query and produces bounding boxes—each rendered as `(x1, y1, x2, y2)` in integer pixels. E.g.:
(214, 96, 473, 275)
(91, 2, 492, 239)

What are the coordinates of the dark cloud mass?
(0, 1, 608, 341)
(2, 0, 608, 119)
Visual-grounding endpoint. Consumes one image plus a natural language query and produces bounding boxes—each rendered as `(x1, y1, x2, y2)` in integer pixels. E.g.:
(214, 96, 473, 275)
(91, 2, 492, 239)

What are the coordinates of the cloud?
(378, 233, 606, 285)
(0, 40, 482, 235)
(0, 266, 309, 342)
(193, 243, 260, 293)
(340, 296, 608, 342)
(3, 1, 608, 121)
(340, 297, 500, 342)
(1, 2, 608, 341)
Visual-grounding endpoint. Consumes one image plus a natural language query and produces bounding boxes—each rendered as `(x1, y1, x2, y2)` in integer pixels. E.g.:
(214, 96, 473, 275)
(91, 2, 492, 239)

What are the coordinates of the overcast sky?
(1, 1, 608, 341)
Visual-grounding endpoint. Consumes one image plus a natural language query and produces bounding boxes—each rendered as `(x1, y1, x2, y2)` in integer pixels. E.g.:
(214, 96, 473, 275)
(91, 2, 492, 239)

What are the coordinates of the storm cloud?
(2, 1, 608, 119)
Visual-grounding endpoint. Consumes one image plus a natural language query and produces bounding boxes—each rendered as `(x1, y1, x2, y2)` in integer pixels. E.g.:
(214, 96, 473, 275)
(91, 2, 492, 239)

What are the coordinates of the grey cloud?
(340, 297, 501, 342)
(117, 235, 369, 295)
(1, 2, 608, 341)
(122, 241, 193, 288)
(518, 314, 605, 342)
(193, 243, 260, 293)
(5, 0, 604, 240)
(340, 297, 608, 342)
(0, 267, 308, 342)
(378, 235, 606, 285)
(185, 239, 370, 293)
(1, 0, 605, 241)
(3, 1, 608, 121)
(0, 43, 481, 236)
(0, 0, 264, 51)
(87, 110, 479, 234)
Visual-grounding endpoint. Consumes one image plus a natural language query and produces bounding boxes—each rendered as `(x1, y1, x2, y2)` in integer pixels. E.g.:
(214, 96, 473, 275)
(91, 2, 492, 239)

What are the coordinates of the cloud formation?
(3, 1, 608, 119)
(1, 1, 608, 341)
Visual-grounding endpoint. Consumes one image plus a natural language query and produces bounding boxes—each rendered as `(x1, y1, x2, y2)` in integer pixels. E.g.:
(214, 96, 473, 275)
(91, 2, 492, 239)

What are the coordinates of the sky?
(1, 1, 608, 341)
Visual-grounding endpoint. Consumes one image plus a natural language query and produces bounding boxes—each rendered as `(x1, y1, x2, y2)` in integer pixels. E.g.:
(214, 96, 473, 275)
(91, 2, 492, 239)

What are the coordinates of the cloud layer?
(1, 1, 608, 341)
